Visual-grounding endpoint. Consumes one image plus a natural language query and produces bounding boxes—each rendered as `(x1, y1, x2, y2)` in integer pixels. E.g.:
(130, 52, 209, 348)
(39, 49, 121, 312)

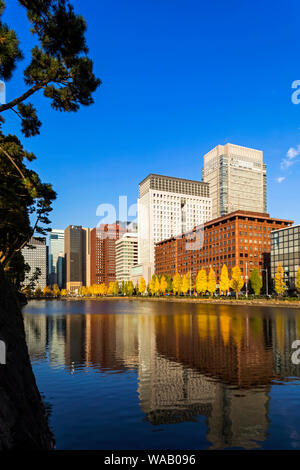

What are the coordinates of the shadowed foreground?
(0, 266, 54, 449)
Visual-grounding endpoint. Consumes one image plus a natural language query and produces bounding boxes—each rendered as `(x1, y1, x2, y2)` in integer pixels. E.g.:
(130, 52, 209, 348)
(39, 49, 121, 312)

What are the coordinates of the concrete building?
(271, 224, 300, 291)
(130, 262, 153, 286)
(155, 210, 293, 284)
(115, 232, 138, 284)
(202, 143, 267, 220)
(90, 223, 126, 286)
(64, 225, 90, 291)
(48, 229, 64, 287)
(22, 236, 47, 289)
(137, 174, 212, 278)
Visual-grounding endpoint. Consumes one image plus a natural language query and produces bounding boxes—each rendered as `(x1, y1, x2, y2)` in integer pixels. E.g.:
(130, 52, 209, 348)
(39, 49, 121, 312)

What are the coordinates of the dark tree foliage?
(4, 251, 28, 290)
(0, 0, 100, 287)
(0, 131, 56, 269)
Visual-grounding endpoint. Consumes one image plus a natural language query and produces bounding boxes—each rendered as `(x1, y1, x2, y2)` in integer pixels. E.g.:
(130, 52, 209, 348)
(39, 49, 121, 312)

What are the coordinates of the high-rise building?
(202, 144, 267, 220)
(82, 227, 91, 288)
(48, 229, 64, 287)
(271, 225, 300, 291)
(56, 252, 65, 289)
(115, 233, 138, 284)
(155, 211, 293, 285)
(22, 236, 47, 289)
(90, 223, 126, 285)
(64, 225, 90, 291)
(138, 174, 212, 277)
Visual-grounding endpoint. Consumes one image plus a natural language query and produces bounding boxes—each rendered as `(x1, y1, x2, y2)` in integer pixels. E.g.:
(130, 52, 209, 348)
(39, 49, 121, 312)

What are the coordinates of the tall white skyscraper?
(48, 229, 64, 286)
(138, 174, 212, 277)
(202, 143, 267, 220)
(22, 237, 47, 289)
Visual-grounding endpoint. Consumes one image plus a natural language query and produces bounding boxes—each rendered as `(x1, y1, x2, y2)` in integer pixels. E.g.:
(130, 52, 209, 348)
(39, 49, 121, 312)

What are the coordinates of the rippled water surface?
(23, 300, 300, 450)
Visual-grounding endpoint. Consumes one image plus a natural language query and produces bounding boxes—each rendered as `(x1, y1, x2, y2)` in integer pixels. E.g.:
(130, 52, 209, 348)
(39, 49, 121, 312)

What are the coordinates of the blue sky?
(2, 0, 300, 229)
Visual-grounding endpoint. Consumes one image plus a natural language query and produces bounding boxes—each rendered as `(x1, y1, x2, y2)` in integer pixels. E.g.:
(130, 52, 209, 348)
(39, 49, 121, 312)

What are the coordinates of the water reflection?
(24, 300, 300, 449)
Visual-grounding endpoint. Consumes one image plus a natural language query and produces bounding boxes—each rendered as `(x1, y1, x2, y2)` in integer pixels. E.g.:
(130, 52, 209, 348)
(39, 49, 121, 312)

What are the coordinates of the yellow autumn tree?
(195, 268, 207, 295)
(60, 289, 68, 297)
(172, 273, 182, 295)
(186, 271, 192, 295)
(99, 283, 108, 296)
(113, 281, 119, 296)
(34, 286, 42, 297)
(207, 267, 216, 297)
(139, 277, 146, 295)
(127, 281, 134, 296)
(88, 284, 96, 296)
(84, 286, 89, 296)
(160, 275, 168, 295)
(181, 274, 189, 296)
(149, 275, 156, 296)
(296, 267, 300, 294)
(95, 284, 102, 296)
(154, 276, 161, 296)
(275, 262, 286, 296)
(108, 282, 115, 295)
(52, 284, 60, 297)
(42, 285, 52, 297)
(219, 264, 230, 296)
(230, 266, 244, 298)
(91, 284, 98, 296)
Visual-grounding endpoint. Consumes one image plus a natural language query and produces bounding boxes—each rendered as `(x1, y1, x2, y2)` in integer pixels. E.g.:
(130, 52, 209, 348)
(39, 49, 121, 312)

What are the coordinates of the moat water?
(23, 299, 300, 450)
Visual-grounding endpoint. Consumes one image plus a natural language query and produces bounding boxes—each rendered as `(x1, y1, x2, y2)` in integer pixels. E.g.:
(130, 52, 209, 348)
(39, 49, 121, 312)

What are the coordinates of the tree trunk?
(0, 265, 54, 449)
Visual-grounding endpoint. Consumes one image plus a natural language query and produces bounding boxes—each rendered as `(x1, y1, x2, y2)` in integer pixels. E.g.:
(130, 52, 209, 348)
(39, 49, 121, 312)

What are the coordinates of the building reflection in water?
(24, 303, 300, 449)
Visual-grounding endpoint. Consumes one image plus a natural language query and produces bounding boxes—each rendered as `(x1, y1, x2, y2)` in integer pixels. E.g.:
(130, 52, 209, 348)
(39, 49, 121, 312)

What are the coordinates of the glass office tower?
(271, 225, 300, 290)
(48, 229, 64, 287)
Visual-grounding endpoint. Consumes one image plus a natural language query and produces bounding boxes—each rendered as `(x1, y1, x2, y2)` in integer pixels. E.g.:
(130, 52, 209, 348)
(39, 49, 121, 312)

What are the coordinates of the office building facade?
(82, 227, 91, 288)
(90, 223, 126, 285)
(155, 211, 292, 285)
(64, 225, 90, 291)
(115, 233, 138, 283)
(56, 252, 65, 289)
(271, 225, 300, 290)
(138, 174, 212, 278)
(48, 229, 64, 287)
(202, 144, 267, 220)
(22, 236, 47, 289)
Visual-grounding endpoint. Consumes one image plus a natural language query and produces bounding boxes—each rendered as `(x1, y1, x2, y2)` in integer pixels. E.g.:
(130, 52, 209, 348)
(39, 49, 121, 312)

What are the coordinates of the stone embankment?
(0, 266, 54, 449)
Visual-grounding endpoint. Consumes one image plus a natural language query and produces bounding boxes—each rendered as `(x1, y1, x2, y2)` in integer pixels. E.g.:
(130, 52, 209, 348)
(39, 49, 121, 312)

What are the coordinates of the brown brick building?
(90, 223, 126, 285)
(155, 211, 293, 283)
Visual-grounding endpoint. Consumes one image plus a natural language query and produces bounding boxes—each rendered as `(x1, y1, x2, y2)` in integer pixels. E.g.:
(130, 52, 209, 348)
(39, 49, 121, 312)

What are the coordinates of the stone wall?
(0, 265, 54, 449)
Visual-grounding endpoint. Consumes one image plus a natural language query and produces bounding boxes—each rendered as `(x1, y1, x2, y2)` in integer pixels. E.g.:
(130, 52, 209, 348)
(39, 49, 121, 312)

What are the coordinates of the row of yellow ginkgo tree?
(149, 265, 244, 298)
(149, 263, 300, 297)
(31, 262, 300, 298)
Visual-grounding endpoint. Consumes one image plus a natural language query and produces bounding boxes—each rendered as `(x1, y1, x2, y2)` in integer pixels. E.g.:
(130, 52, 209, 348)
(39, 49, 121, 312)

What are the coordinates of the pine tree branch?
(0, 144, 25, 179)
(0, 81, 48, 113)
(1, 209, 44, 268)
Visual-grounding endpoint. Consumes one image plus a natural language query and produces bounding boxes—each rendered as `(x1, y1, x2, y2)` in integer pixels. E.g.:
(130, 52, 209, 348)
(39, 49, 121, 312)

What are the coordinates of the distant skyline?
(3, 0, 300, 230)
